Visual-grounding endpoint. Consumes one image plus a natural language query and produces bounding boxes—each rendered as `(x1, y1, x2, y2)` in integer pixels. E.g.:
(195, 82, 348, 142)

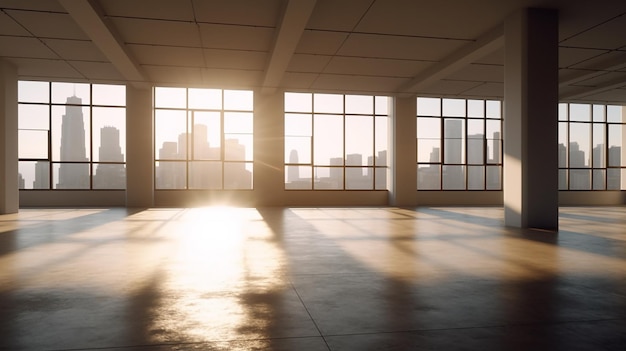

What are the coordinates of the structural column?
(0, 61, 18, 214)
(125, 85, 154, 207)
(254, 90, 285, 206)
(504, 9, 559, 229)
(390, 95, 418, 206)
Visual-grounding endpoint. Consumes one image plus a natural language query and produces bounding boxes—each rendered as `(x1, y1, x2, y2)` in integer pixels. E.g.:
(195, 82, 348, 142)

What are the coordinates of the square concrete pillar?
(0, 61, 18, 214)
(254, 90, 285, 205)
(125, 86, 154, 207)
(390, 96, 417, 206)
(504, 9, 559, 229)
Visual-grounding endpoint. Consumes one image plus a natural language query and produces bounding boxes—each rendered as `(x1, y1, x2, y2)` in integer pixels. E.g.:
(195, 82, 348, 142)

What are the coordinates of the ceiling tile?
(203, 49, 267, 70)
(0, 10, 30, 35)
(572, 71, 626, 88)
(7, 58, 82, 79)
(460, 82, 504, 99)
(569, 50, 626, 71)
(445, 64, 504, 83)
(577, 88, 626, 103)
(311, 74, 405, 94)
(307, 0, 373, 32)
(202, 68, 263, 88)
(0, 0, 65, 12)
(296, 30, 349, 55)
(338, 33, 467, 61)
(99, 0, 194, 21)
(559, 47, 608, 68)
(128, 44, 204, 67)
(42, 39, 108, 62)
(5, 10, 88, 40)
(324, 56, 430, 78)
(560, 13, 626, 50)
(192, 0, 282, 27)
(111, 17, 201, 47)
(414, 79, 483, 96)
(144, 65, 204, 85)
(69, 61, 124, 81)
(199, 23, 274, 51)
(280, 72, 318, 90)
(475, 48, 504, 65)
(0, 36, 57, 58)
(287, 54, 332, 73)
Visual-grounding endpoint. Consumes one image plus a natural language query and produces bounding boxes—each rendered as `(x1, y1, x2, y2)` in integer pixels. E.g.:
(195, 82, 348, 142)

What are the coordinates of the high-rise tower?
(57, 96, 89, 189)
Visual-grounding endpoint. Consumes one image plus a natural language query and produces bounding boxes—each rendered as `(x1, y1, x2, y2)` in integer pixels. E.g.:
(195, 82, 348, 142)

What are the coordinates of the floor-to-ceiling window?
(17, 81, 126, 190)
(559, 103, 626, 190)
(284, 92, 389, 190)
(417, 97, 503, 190)
(154, 87, 254, 190)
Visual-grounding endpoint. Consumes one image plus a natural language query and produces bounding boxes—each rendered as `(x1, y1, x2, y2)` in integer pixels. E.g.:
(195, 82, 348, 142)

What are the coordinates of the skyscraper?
(93, 126, 125, 189)
(57, 96, 89, 189)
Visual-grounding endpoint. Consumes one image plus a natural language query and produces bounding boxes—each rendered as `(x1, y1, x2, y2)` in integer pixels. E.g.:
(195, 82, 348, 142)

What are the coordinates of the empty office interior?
(1, 1, 626, 350)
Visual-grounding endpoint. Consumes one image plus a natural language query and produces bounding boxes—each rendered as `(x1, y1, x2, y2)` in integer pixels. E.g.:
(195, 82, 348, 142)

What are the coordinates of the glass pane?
(193, 111, 221, 160)
(417, 139, 440, 163)
(375, 116, 388, 166)
(285, 165, 312, 189)
(285, 113, 312, 136)
(569, 123, 590, 168)
(52, 82, 90, 105)
(224, 112, 253, 134)
(592, 169, 606, 190)
(486, 100, 501, 119)
(189, 161, 222, 189)
(346, 167, 372, 189)
(19, 130, 48, 159)
(468, 166, 484, 190)
(375, 96, 389, 115)
(54, 163, 90, 189)
(18, 81, 49, 103)
(467, 99, 484, 117)
(417, 97, 441, 116)
(155, 109, 186, 160)
(51, 105, 90, 162)
(592, 124, 605, 168)
(559, 169, 568, 190)
(155, 161, 186, 189)
(92, 84, 125, 106)
(345, 95, 373, 114)
(92, 107, 125, 162)
(224, 162, 253, 189)
(443, 165, 465, 189)
(444, 119, 464, 164)
(19, 161, 50, 189)
(188, 88, 221, 109)
(558, 103, 568, 121)
(467, 119, 484, 138)
(224, 135, 253, 161)
(314, 93, 343, 113)
(375, 167, 387, 190)
(345, 115, 373, 166)
(19, 104, 49, 129)
(417, 117, 441, 139)
(606, 169, 624, 190)
(467, 139, 484, 164)
(486, 139, 501, 164)
(285, 92, 312, 113)
(569, 103, 591, 122)
(608, 124, 623, 166)
(559, 122, 568, 167)
(592, 104, 605, 122)
(314, 114, 343, 165)
(313, 166, 343, 189)
(285, 137, 311, 164)
(224, 90, 253, 111)
(570, 169, 591, 190)
(486, 119, 501, 140)
(607, 105, 623, 123)
(442, 98, 465, 117)
(155, 87, 186, 108)
(93, 164, 125, 189)
(417, 164, 440, 190)
(486, 165, 501, 190)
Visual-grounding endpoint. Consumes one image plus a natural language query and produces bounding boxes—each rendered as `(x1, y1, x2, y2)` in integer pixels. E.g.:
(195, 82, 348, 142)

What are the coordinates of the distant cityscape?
(18, 95, 125, 189)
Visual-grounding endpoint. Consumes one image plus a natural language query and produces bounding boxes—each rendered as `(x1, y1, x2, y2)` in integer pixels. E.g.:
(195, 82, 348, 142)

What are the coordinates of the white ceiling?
(0, 0, 625, 103)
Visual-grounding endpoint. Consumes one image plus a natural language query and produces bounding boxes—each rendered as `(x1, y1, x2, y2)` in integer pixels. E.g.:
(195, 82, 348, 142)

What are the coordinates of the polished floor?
(0, 206, 625, 350)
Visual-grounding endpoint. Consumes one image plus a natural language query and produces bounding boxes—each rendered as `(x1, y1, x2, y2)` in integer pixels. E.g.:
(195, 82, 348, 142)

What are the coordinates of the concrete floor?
(0, 206, 624, 350)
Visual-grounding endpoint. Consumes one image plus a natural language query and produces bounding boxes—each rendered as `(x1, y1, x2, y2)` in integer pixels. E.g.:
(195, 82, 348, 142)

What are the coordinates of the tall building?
(33, 161, 50, 189)
(93, 126, 125, 189)
(56, 96, 89, 189)
(287, 149, 300, 183)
